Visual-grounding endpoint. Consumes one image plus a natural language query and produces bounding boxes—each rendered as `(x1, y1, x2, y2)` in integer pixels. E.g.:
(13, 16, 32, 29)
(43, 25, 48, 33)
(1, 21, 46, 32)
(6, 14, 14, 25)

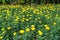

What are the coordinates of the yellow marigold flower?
(44, 24, 50, 30)
(26, 19, 29, 21)
(53, 22, 56, 25)
(15, 16, 19, 21)
(47, 11, 50, 13)
(7, 27, 11, 30)
(0, 36, 3, 39)
(27, 14, 29, 16)
(16, 16, 19, 19)
(44, 24, 48, 27)
(38, 30, 43, 36)
(30, 7, 33, 10)
(47, 16, 50, 19)
(19, 30, 24, 34)
(7, 10, 10, 13)
(15, 19, 18, 21)
(26, 28, 30, 32)
(35, 18, 38, 20)
(30, 14, 32, 16)
(22, 9, 25, 12)
(29, 17, 32, 20)
(13, 32, 17, 36)
(55, 16, 58, 18)
(38, 17, 40, 19)
(2, 31, 6, 34)
(45, 26, 50, 30)
(39, 11, 42, 14)
(31, 25, 35, 28)
(56, 14, 58, 17)
(45, 15, 48, 17)
(21, 19, 24, 22)
(5, 16, 7, 18)
(39, 21, 41, 23)
(31, 27, 35, 31)
(7, 13, 10, 16)
(1, 28, 5, 31)
(33, 9, 37, 14)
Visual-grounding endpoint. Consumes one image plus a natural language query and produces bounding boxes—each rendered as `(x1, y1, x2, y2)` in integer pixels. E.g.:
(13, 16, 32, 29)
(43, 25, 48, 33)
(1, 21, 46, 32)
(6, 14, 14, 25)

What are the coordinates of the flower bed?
(0, 4, 60, 40)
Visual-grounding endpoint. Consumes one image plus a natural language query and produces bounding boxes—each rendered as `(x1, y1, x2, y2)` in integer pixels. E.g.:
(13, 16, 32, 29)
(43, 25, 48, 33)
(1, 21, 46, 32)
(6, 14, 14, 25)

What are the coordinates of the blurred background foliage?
(0, 0, 60, 5)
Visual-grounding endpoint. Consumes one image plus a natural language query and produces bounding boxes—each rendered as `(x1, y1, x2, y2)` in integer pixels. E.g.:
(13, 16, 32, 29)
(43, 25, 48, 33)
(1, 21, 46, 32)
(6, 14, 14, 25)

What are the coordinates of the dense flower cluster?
(0, 4, 60, 40)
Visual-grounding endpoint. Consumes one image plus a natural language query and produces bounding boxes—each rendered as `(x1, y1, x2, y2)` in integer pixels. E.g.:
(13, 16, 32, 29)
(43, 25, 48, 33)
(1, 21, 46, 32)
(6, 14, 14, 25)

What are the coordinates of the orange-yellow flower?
(1, 28, 5, 31)
(19, 30, 24, 34)
(44, 24, 50, 30)
(26, 28, 30, 32)
(26, 19, 29, 21)
(53, 22, 56, 25)
(31, 25, 35, 28)
(31, 25, 35, 31)
(31, 27, 35, 31)
(0, 36, 3, 39)
(44, 24, 48, 27)
(13, 32, 17, 36)
(38, 30, 43, 36)
(45, 26, 50, 30)
(15, 16, 19, 21)
(7, 27, 11, 30)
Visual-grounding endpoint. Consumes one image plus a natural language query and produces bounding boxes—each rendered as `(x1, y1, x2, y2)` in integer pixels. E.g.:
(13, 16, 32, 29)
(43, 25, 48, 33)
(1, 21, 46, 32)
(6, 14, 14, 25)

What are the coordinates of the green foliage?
(0, 0, 59, 5)
(0, 4, 60, 40)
